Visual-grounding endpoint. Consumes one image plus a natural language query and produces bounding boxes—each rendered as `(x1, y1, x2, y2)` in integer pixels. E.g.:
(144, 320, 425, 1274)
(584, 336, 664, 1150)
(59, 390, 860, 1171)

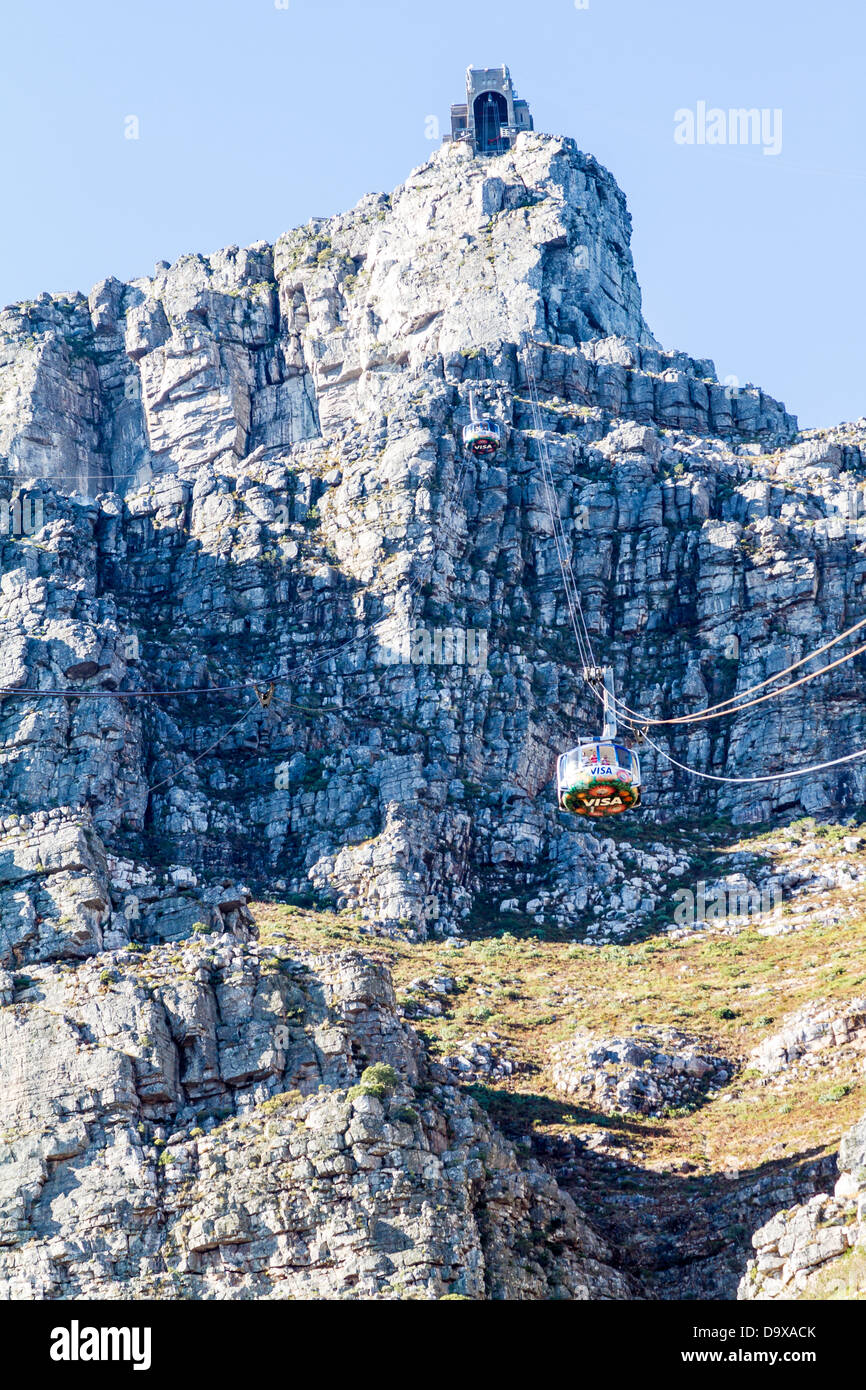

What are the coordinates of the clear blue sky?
(1, 0, 863, 429)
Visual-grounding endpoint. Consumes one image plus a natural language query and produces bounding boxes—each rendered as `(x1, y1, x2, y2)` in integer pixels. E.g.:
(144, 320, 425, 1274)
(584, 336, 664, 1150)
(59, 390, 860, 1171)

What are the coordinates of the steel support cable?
(144, 674, 383, 798)
(527, 355, 592, 665)
(606, 615, 866, 728)
(608, 635, 866, 729)
(641, 729, 866, 784)
(527, 400, 587, 662)
(540, 445, 592, 668)
(518, 338, 866, 731)
(522, 336, 630, 748)
(522, 339, 595, 669)
(144, 697, 265, 795)
(525, 366, 866, 730)
(523, 336, 629, 754)
(540, 439, 595, 666)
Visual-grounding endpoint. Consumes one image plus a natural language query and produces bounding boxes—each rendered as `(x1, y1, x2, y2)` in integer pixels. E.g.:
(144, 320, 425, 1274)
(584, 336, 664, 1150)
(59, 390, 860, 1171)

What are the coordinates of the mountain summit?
(1, 112, 865, 1301)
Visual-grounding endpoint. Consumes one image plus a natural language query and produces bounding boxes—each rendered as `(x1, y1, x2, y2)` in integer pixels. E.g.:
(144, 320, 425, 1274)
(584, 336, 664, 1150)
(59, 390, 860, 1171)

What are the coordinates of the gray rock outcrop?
(550, 1026, 732, 1116)
(738, 1115, 866, 1300)
(0, 938, 629, 1299)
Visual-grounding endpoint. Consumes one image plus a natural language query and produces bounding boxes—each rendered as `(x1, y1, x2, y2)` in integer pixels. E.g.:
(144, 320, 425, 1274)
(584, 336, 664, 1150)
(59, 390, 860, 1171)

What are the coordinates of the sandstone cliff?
(2, 130, 865, 1299)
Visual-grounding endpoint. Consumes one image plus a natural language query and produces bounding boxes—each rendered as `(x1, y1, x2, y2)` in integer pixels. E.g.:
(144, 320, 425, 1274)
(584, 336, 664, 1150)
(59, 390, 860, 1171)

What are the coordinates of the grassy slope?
(254, 818, 866, 1181)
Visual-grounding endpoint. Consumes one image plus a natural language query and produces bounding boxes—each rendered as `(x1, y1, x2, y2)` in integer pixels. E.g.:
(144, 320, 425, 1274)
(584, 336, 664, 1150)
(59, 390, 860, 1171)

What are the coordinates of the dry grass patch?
(795, 1245, 866, 1300)
(254, 893, 866, 1175)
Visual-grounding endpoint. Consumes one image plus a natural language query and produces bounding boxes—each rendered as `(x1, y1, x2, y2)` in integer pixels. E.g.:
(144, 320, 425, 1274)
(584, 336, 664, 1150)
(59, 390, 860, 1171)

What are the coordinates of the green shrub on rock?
(348, 1063, 399, 1101)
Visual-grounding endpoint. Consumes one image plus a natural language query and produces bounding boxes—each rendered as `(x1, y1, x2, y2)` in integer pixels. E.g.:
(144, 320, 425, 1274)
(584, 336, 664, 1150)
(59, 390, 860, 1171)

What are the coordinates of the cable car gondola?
(557, 741, 641, 817)
(462, 390, 501, 459)
(557, 667, 642, 818)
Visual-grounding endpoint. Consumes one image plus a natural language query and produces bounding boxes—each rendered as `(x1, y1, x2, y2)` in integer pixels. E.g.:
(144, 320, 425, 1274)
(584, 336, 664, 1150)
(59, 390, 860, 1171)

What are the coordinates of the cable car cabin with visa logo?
(462, 419, 502, 457)
(462, 389, 502, 458)
(557, 742, 642, 817)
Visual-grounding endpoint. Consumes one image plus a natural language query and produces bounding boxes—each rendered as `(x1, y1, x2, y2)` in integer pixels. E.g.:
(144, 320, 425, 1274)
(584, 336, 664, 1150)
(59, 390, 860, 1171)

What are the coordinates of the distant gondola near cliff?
(462, 390, 502, 458)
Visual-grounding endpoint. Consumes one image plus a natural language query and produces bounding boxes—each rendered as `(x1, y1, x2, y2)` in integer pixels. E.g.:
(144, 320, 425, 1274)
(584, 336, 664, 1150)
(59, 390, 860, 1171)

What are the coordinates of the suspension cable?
(524, 336, 866, 732)
(144, 697, 265, 795)
(143, 682, 378, 796)
(642, 729, 866, 784)
(608, 616, 866, 727)
(610, 635, 866, 730)
(521, 338, 866, 736)
(522, 336, 596, 671)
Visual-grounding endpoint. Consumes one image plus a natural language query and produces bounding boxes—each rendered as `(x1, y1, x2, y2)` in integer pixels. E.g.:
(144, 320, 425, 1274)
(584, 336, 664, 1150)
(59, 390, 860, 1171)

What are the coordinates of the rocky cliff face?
(3, 131, 860, 946)
(2, 129, 865, 1299)
(739, 1115, 866, 1300)
(0, 938, 629, 1299)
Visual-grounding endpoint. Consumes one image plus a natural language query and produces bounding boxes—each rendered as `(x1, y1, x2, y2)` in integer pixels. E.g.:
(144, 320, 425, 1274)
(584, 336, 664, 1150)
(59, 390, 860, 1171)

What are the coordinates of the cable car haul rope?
(3, 332, 864, 812)
(518, 333, 866, 814)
